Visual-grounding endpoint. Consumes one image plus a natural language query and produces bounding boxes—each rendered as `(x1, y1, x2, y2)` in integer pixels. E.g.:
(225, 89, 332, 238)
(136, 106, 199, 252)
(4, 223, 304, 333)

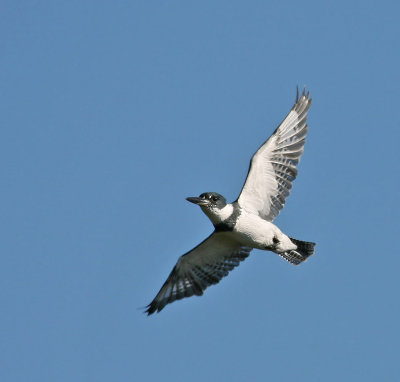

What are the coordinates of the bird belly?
(232, 214, 276, 249)
(232, 213, 296, 252)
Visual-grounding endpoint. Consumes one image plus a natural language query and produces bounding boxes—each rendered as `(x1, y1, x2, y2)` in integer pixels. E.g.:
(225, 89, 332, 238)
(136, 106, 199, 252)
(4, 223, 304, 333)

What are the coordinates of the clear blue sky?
(1, 1, 399, 381)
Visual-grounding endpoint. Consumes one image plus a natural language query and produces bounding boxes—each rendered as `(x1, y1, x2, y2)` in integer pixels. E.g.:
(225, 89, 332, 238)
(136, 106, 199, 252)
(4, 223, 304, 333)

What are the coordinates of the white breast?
(233, 211, 278, 249)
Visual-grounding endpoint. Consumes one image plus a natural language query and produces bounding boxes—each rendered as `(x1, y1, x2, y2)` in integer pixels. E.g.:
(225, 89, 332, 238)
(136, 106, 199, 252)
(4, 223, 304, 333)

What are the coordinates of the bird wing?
(236, 89, 312, 222)
(145, 232, 252, 315)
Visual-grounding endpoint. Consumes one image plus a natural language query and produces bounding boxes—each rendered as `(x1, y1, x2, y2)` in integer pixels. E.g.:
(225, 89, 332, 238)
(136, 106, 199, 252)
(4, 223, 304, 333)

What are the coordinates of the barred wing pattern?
(145, 233, 252, 315)
(237, 89, 312, 222)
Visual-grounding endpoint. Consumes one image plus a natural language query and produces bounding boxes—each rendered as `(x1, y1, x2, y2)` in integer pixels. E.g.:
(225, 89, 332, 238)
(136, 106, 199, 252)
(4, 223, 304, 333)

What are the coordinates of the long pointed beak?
(186, 197, 208, 206)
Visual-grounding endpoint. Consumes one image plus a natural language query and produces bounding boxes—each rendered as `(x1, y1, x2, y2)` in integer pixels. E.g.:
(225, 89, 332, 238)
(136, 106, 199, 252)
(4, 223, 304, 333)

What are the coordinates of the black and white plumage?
(145, 89, 315, 315)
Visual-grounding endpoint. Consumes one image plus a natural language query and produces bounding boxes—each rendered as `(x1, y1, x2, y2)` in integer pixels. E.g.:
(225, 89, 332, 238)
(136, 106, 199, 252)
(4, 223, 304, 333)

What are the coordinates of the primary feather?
(237, 89, 311, 221)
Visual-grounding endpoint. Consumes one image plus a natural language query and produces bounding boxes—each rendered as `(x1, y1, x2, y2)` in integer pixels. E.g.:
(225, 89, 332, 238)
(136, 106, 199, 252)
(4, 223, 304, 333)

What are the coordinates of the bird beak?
(186, 197, 209, 206)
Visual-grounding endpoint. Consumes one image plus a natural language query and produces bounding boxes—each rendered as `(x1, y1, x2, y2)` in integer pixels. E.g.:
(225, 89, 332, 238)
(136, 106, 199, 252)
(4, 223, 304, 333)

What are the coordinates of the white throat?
(201, 204, 234, 225)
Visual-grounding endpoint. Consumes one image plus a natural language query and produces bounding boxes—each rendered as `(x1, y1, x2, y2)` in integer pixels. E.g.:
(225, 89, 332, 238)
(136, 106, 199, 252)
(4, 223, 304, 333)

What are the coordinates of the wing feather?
(145, 233, 252, 315)
(237, 89, 312, 221)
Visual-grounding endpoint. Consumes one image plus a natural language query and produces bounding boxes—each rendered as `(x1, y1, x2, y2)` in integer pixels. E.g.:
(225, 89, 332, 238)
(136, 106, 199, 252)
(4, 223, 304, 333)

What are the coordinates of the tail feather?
(279, 238, 315, 265)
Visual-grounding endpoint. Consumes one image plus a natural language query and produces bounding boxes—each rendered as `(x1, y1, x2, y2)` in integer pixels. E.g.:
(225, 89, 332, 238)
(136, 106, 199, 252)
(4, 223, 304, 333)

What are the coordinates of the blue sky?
(1, 1, 399, 381)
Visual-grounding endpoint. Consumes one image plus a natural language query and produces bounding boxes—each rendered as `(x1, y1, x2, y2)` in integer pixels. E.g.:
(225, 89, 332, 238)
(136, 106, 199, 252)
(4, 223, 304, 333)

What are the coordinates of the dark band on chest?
(214, 203, 241, 232)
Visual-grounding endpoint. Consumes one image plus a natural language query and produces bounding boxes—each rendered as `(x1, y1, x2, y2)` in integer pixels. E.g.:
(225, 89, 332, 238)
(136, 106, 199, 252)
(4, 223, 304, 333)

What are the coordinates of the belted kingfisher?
(146, 88, 315, 315)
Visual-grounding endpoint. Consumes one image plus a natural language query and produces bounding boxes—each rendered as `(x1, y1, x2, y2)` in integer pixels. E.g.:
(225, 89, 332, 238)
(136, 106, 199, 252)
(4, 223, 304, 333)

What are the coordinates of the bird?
(145, 88, 315, 315)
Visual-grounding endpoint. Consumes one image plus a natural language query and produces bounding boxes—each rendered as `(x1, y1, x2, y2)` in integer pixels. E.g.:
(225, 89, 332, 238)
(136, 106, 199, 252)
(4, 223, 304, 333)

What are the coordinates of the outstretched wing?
(237, 89, 312, 222)
(145, 233, 252, 315)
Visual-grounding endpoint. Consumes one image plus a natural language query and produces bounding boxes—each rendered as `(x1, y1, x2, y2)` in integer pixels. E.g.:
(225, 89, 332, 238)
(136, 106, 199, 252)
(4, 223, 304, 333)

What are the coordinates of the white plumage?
(146, 89, 314, 315)
(237, 91, 310, 221)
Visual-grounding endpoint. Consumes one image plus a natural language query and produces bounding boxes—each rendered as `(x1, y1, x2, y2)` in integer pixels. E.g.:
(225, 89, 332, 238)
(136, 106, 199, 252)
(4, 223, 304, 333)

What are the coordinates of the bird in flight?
(146, 88, 315, 315)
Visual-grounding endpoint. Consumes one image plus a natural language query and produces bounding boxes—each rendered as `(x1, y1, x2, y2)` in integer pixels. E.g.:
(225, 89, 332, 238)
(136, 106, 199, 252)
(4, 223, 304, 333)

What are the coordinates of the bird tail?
(279, 238, 315, 265)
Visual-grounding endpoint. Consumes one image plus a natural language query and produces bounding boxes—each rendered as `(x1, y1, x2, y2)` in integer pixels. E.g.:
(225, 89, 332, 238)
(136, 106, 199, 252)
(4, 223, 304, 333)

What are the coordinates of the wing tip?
(144, 301, 160, 316)
(294, 86, 312, 106)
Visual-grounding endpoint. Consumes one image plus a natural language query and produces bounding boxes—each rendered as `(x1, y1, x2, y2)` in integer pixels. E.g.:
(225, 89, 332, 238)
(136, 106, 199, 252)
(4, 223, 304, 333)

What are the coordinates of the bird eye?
(212, 196, 218, 202)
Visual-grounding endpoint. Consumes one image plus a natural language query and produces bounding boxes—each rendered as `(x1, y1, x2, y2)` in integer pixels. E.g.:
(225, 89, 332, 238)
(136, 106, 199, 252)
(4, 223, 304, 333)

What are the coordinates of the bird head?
(186, 192, 227, 209)
(186, 192, 230, 225)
